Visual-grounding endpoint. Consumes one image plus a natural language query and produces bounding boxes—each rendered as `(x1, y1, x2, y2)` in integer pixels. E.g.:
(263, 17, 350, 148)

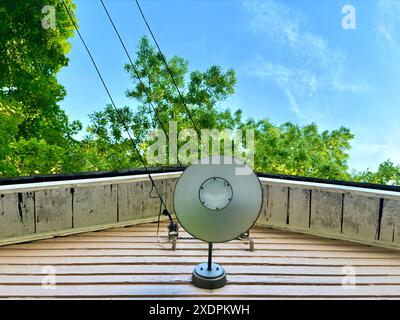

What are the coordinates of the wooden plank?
(1, 241, 385, 251)
(0, 192, 34, 238)
(266, 185, 288, 226)
(111, 225, 300, 235)
(117, 182, 142, 222)
(166, 178, 178, 215)
(77, 230, 323, 239)
(310, 190, 342, 236)
(2, 274, 400, 285)
(380, 199, 400, 244)
(109, 221, 284, 231)
(259, 176, 400, 201)
(34, 235, 357, 245)
(2, 284, 400, 297)
(1, 249, 398, 259)
(342, 193, 380, 241)
(142, 179, 166, 219)
(73, 184, 118, 227)
(1, 255, 400, 266)
(288, 187, 310, 229)
(15, 234, 365, 245)
(0, 217, 164, 247)
(0, 274, 399, 286)
(101, 234, 328, 241)
(0, 172, 181, 195)
(35, 188, 72, 233)
(1, 264, 400, 276)
(257, 183, 268, 225)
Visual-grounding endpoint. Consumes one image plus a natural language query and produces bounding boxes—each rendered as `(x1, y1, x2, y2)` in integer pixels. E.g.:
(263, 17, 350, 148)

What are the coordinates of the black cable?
(134, 0, 207, 152)
(60, 0, 171, 220)
(99, 0, 184, 169)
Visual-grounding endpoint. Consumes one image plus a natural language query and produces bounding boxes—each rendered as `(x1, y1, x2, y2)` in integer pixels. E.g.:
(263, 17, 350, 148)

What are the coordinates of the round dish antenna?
(173, 155, 263, 289)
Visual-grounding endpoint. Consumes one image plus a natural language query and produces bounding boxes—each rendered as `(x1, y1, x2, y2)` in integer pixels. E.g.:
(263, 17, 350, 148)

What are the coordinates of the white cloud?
(350, 135, 400, 171)
(243, 0, 371, 119)
(375, 0, 400, 54)
(246, 57, 319, 118)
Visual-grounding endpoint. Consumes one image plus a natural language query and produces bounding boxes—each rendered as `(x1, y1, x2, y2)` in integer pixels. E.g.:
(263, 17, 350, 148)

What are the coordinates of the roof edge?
(1, 166, 399, 193)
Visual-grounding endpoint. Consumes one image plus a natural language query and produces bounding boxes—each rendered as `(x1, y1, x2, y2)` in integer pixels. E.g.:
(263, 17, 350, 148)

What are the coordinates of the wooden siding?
(0, 175, 175, 246)
(258, 178, 400, 250)
(2, 172, 400, 251)
(1, 222, 400, 299)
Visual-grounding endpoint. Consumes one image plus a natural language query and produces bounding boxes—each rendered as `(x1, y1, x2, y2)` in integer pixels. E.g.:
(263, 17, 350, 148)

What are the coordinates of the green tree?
(85, 36, 240, 170)
(352, 160, 400, 185)
(87, 36, 356, 180)
(81, 105, 143, 171)
(124, 37, 238, 134)
(2, 7, 397, 187)
(237, 119, 354, 179)
(0, 0, 82, 176)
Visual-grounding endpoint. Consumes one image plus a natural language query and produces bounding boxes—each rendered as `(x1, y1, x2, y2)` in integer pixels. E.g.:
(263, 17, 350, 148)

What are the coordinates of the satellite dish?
(173, 155, 263, 289)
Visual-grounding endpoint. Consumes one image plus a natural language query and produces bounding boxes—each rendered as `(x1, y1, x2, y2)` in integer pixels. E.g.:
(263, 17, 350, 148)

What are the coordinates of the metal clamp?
(238, 231, 255, 251)
(168, 222, 179, 251)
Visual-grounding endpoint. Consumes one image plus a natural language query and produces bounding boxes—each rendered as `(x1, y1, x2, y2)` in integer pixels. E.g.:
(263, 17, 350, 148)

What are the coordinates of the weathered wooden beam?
(35, 188, 73, 233)
(142, 179, 166, 219)
(73, 185, 118, 228)
(310, 190, 342, 236)
(380, 199, 400, 244)
(256, 184, 269, 225)
(166, 178, 178, 215)
(288, 187, 311, 230)
(342, 193, 380, 242)
(0, 192, 35, 237)
(266, 185, 288, 227)
(117, 182, 143, 222)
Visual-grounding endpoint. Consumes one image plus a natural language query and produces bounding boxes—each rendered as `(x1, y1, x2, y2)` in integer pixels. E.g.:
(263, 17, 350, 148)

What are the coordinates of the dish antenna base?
(191, 243, 226, 289)
(192, 262, 227, 289)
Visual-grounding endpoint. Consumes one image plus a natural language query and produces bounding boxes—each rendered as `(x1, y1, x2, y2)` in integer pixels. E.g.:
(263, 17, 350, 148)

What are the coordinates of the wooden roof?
(1, 221, 400, 299)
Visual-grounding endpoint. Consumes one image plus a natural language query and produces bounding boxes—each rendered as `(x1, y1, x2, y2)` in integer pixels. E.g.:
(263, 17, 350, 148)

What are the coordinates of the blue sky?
(58, 0, 400, 172)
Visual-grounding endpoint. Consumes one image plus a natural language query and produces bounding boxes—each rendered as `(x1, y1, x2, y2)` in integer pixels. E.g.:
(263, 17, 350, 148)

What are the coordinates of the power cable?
(134, 0, 209, 153)
(60, 0, 173, 224)
(100, 0, 184, 169)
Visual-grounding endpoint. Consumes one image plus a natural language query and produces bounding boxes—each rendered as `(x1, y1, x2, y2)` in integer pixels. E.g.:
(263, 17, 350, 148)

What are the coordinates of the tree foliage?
(0, 0, 81, 176)
(72, 36, 400, 185)
(1, 3, 399, 187)
(85, 36, 240, 168)
(247, 120, 354, 180)
(352, 160, 400, 185)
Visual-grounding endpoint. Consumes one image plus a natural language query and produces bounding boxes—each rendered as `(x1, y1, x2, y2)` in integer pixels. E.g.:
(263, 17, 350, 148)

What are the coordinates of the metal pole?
(207, 242, 213, 270)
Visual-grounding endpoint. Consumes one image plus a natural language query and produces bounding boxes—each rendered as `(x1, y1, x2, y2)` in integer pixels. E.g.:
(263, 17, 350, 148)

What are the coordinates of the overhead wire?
(98, 0, 187, 244)
(134, 0, 210, 153)
(99, 0, 184, 170)
(60, 0, 173, 224)
(133, 0, 233, 249)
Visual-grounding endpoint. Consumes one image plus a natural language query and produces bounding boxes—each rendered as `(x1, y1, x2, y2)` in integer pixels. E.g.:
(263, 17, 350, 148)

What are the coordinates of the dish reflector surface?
(173, 156, 263, 243)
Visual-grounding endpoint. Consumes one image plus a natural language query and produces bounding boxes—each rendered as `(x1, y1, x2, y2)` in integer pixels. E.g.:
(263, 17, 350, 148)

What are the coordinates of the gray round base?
(192, 262, 227, 289)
